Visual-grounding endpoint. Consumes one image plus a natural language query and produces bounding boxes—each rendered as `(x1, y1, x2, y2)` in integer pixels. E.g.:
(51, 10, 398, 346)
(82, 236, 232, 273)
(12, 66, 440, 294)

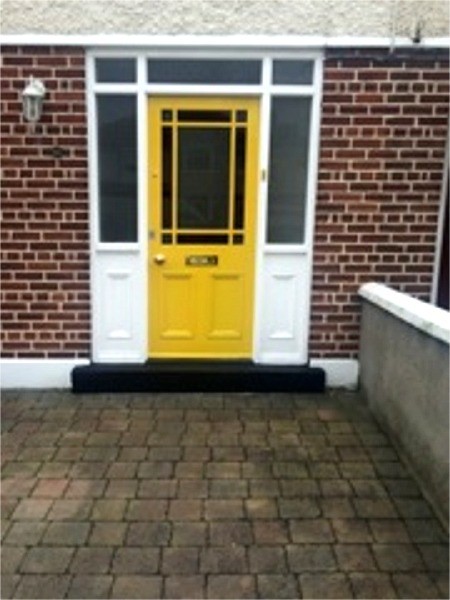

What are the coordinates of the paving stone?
(168, 499, 202, 521)
(207, 575, 256, 599)
(83, 447, 118, 462)
(126, 522, 171, 546)
(1, 479, 37, 499)
(245, 498, 278, 519)
(70, 547, 113, 573)
(178, 480, 209, 499)
(335, 544, 377, 571)
(91, 499, 127, 521)
(67, 575, 113, 599)
(320, 498, 355, 517)
(209, 479, 248, 498)
(86, 432, 121, 447)
(340, 462, 377, 478)
(105, 462, 137, 479)
(351, 479, 388, 497)
(204, 500, 244, 520)
(118, 447, 147, 461)
(184, 447, 211, 461)
(2, 462, 41, 478)
(12, 499, 52, 521)
(253, 520, 289, 545)
(112, 548, 160, 574)
(47, 499, 93, 521)
(249, 546, 287, 573)
(89, 522, 128, 546)
(206, 462, 241, 479)
(138, 479, 178, 498)
(279, 498, 321, 518)
(111, 575, 162, 599)
(372, 543, 425, 571)
(32, 478, 70, 499)
(369, 519, 410, 543)
(137, 461, 173, 478)
(257, 574, 299, 599)
(1, 547, 27, 573)
(287, 544, 336, 572)
(404, 518, 448, 543)
(42, 521, 90, 545)
(354, 498, 398, 518)
(20, 547, 74, 574)
(172, 522, 207, 546)
(392, 573, 441, 599)
(65, 479, 106, 498)
(164, 575, 205, 599)
(162, 547, 199, 574)
(309, 462, 341, 478)
(331, 519, 373, 543)
(209, 521, 253, 546)
(418, 543, 449, 571)
(273, 461, 308, 479)
(201, 546, 247, 573)
(1, 498, 19, 520)
(104, 479, 138, 499)
(36, 462, 71, 479)
(54, 447, 84, 462)
(350, 572, 397, 599)
(290, 519, 334, 543)
(0, 574, 19, 598)
(13, 575, 71, 599)
(242, 462, 272, 479)
(300, 573, 352, 599)
(3, 522, 47, 546)
(126, 499, 168, 521)
(280, 479, 320, 497)
(393, 498, 434, 519)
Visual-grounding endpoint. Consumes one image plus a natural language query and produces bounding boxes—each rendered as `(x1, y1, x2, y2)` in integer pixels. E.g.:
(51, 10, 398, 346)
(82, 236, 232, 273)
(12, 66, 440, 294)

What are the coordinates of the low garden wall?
(359, 282, 449, 528)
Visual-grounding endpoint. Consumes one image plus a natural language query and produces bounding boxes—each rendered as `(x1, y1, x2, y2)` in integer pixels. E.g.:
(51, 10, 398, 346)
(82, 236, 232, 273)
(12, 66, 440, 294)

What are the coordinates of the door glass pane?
(147, 59, 261, 84)
(234, 128, 246, 230)
(97, 95, 137, 242)
(178, 110, 231, 123)
(272, 60, 313, 85)
(178, 128, 230, 230)
(162, 127, 173, 229)
(95, 58, 136, 83)
(267, 97, 311, 244)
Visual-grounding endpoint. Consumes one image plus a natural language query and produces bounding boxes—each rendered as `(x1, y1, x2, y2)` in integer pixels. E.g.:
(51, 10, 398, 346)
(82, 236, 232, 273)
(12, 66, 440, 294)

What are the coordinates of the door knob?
(153, 253, 166, 265)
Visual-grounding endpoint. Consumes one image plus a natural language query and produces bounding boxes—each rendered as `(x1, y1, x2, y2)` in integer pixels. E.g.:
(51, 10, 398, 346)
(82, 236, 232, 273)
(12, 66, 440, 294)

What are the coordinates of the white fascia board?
(1, 34, 449, 49)
(359, 282, 450, 345)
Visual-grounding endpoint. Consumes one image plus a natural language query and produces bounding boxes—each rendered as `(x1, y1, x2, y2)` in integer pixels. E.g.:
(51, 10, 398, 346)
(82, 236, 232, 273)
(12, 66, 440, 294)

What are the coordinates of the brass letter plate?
(186, 255, 219, 266)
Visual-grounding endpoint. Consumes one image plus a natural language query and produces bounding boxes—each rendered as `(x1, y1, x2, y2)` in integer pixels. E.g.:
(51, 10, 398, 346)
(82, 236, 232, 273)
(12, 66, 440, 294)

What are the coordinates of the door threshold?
(71, 361, 325, 394)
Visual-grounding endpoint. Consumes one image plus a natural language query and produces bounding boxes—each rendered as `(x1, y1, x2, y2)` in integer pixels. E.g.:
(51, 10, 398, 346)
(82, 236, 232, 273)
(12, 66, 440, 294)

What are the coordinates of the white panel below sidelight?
(255, 253, 311, 364)
(93, 251, 146, 362)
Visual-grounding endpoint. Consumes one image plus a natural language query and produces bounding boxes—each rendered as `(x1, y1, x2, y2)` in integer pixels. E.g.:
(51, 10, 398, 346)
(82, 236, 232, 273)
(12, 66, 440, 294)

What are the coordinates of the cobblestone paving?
(1, 390, 448, 599)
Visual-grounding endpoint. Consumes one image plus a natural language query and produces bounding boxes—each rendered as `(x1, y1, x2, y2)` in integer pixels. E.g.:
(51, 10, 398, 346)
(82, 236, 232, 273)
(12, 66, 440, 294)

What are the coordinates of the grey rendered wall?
(1, 0, 449, 36)
(360, 300, 449, 528)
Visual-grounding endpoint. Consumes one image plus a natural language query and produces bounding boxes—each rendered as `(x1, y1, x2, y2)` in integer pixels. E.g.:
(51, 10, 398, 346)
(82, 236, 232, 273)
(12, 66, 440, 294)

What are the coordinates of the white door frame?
(87, 47, 323, 364)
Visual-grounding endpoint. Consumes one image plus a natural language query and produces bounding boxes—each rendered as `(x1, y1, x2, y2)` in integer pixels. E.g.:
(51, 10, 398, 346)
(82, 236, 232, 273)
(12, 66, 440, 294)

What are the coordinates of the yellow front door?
(148, 97, 259, 358)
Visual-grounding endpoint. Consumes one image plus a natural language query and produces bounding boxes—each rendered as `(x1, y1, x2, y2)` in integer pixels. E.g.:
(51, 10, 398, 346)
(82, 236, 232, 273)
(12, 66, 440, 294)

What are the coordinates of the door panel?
(148, 97, 259, 358)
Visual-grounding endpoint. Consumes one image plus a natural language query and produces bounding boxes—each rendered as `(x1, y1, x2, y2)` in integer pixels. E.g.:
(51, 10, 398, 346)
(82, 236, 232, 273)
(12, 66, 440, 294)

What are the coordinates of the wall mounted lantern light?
(22, 77, 46, 124)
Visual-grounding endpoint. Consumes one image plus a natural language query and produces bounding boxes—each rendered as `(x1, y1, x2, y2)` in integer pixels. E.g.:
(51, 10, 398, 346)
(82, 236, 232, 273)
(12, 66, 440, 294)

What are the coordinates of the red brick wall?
(0, 46, 90, 359)
(310, 48, 449, 359)
(1, 46, 448, 362)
